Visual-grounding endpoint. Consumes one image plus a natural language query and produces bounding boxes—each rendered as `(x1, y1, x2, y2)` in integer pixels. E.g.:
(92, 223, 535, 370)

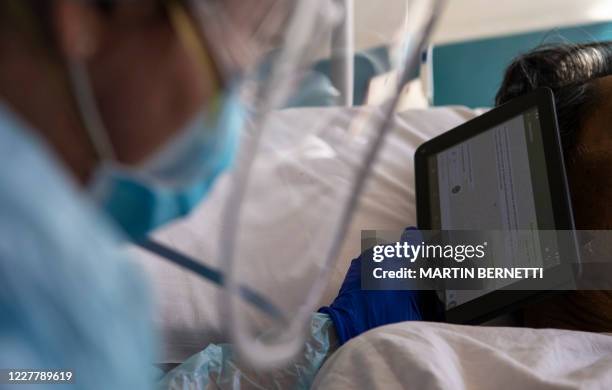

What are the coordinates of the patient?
(322, 41, 612, 338)
(495, 41, 612, 332)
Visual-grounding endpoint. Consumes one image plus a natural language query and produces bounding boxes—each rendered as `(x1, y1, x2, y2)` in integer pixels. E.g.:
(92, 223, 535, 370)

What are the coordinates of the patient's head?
(496, 42, 612, 229)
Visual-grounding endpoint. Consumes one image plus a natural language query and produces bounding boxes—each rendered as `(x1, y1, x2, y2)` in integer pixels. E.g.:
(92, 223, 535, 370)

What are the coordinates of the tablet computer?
(415, 88, 578, 324)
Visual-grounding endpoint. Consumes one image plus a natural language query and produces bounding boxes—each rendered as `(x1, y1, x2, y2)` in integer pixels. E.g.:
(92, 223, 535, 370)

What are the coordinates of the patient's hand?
(318, 228, 442, 345)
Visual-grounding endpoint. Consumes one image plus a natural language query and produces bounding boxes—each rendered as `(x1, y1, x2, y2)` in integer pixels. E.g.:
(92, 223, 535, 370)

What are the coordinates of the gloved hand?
(318, 227, 443, 345)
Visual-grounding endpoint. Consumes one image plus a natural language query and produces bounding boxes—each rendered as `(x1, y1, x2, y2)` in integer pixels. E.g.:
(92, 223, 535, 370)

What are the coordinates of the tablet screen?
(426, 107, 561, 308)
(428, 108, 555, 230)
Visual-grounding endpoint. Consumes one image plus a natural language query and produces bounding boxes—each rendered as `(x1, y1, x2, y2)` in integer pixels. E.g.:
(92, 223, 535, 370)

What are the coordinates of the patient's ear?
(52, 0, 102, 60)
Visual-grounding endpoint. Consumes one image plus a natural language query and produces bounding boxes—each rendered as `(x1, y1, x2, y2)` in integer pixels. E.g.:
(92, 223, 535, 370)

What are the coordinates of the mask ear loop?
(165, 0, 224, 113)
(66, 59, 116, 161)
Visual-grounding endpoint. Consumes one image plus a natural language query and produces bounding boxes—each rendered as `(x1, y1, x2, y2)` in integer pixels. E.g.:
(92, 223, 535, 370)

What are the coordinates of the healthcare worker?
(0, 0, 321, 388)
(0, 0, 444, 388)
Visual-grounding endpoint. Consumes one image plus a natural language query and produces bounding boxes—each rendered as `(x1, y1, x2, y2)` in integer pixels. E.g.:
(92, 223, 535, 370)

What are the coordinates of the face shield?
(65, 0, 445, 369)
(204, 0, 448, 368)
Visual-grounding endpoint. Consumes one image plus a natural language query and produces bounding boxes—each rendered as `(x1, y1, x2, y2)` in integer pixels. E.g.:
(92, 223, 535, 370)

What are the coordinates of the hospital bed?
(133, 17, 612, 387)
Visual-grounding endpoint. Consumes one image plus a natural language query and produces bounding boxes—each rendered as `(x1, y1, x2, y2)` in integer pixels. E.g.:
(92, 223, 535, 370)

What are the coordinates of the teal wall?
(432, 22, 612, 108)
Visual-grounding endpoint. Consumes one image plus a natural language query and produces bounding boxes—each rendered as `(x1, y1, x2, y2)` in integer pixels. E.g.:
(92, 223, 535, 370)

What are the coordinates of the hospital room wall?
(353, 0, 612, 109)
(354, 0, 612, 50)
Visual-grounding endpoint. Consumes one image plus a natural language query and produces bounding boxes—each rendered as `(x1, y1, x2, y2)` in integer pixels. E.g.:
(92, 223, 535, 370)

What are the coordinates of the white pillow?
(130, 105, 481, 363)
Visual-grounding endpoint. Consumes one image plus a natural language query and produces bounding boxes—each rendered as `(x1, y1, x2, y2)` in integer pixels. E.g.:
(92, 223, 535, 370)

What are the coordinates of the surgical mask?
(88, 91, 244, 239)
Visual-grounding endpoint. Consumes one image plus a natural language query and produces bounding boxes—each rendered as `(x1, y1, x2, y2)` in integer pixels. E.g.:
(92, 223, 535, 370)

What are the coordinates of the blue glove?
(318, 228, 443, 345)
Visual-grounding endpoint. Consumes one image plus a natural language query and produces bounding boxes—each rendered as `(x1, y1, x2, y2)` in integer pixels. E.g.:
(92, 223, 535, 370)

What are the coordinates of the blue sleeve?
(0, 107, 156, 390)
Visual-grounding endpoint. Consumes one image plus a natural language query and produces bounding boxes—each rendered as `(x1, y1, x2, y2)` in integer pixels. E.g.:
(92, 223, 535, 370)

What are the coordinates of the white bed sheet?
(130, 105, 481, 363)
(313, 321, 612, 389)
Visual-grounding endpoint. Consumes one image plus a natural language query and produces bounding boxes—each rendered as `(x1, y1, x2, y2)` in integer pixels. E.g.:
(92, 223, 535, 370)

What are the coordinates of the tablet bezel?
(414, 88, 577, 324)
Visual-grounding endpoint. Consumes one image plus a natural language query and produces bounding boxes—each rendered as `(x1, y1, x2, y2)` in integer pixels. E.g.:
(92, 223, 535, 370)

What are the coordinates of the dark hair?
(496, 41, 612, 156)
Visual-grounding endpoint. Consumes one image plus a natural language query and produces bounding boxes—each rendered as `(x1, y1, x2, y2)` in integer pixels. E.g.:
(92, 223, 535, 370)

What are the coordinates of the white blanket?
(313, 322, 612, 389)
(132, 105, 480, 363)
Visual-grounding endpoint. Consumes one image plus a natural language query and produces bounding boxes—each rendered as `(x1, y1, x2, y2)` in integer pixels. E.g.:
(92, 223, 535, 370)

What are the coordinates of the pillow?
(129, 105, 481, 363)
